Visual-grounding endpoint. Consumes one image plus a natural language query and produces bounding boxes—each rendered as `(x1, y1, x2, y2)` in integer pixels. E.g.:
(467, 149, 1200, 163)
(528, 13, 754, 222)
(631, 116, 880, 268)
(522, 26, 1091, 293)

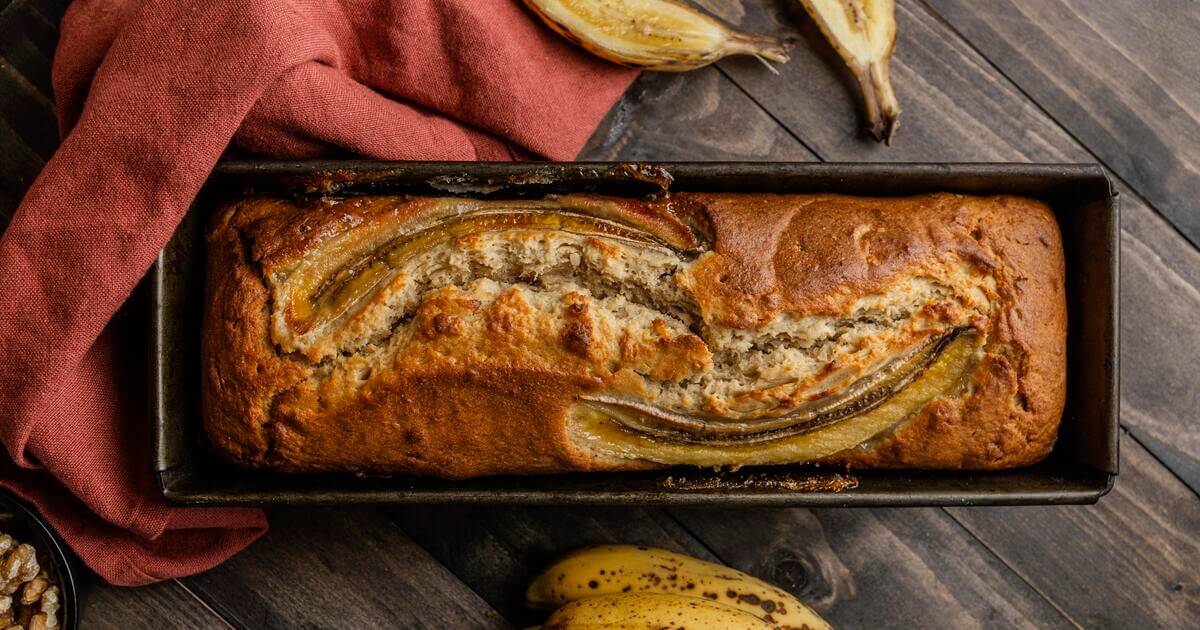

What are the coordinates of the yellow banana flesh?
(799, 0, 901, 143)
(528, 545, 831, 630)
(543, 592, 773, 629)
(522, 0, 791, 71)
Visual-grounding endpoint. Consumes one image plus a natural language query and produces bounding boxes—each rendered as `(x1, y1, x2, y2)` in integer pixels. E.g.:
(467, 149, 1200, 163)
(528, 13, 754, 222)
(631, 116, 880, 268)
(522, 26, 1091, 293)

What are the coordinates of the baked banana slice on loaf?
(202, 192, 1065, 478)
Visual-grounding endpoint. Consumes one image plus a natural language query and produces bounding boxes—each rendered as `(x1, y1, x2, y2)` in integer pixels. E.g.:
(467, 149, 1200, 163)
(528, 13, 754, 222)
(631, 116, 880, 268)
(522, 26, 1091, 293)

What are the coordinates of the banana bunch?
(521, 0, 791, 71)
(526, 544, 831, 629)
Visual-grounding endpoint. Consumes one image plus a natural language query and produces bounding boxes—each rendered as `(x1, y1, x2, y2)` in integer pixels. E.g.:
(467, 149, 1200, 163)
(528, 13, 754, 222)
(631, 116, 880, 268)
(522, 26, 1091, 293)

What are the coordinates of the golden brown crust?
(201, 192, 1066, 477)
(818, 195, 1066, 468)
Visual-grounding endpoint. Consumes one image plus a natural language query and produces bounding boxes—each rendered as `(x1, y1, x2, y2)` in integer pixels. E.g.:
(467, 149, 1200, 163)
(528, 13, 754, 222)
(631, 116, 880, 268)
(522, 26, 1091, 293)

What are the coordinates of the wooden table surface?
(3, 0, 1198, 627)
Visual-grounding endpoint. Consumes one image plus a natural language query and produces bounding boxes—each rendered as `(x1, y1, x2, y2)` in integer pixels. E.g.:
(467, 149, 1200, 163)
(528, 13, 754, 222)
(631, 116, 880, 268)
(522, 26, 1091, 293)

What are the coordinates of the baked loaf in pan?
(202, 192, 1066, 478)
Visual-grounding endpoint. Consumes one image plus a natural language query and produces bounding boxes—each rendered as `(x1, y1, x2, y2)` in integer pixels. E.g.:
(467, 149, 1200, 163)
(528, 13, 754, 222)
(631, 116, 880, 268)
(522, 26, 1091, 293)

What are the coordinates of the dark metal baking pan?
(152, 161, 1119, 506)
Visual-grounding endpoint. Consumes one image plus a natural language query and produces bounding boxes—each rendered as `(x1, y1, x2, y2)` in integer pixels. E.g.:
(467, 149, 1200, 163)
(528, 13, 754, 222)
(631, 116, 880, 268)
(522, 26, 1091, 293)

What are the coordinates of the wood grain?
(674, 507, 1072, 629)
(81, 579, 230, 629)
(925, 0, 1200, 249)
(1119, 204, 1200, 491)
(0, 0, 58, 228)
(180, 508, 509, 629)
(711, 0, 1087, 161)
(949, 433, 1200, 628)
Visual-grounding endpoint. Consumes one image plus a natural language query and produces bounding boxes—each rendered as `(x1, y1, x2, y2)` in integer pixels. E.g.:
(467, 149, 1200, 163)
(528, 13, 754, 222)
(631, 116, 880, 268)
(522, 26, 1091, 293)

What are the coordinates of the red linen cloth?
(0, 0, 636, 585)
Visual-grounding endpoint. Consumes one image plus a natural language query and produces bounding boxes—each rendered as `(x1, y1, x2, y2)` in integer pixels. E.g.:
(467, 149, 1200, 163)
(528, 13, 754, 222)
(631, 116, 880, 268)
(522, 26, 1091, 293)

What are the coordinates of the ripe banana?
(527, 545, 831, 630)
(798, 0, 901, 143)
(522, 0, 791, 71)
(542, 592, 773, 629)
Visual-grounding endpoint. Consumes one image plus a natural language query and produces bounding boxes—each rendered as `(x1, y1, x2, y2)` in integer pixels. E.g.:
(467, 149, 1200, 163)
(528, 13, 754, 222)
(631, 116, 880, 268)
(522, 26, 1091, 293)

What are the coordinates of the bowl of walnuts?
(0, 491, 75, 630)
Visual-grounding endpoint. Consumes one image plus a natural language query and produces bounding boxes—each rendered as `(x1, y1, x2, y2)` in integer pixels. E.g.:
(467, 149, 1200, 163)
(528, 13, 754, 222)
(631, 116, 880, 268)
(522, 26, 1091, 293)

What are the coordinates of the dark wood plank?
(0, 27, 53, 99)
(673, 506, 1072, 629)
(0, 0, 62, 226)
(0, 112, 47, 215)
(1119, 199, 1200, 490)
(2, 0, 59, 58)
(391, 507, 713, 628)
(82, 579, 230, 629)
(26, 0, 70, 24)
(0, 60, 59, 158)
(0, 0, 61, 228)
(925, 0, 1200, 249)
(181, 508, 509, 629)
(949, 433, 1200, 628)
(581, 68, 807, 161)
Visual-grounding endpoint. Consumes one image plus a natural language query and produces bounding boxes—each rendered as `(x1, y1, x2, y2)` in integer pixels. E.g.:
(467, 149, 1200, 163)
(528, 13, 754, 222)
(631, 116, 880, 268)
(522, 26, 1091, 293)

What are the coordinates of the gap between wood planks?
(170, 578, 238, 630)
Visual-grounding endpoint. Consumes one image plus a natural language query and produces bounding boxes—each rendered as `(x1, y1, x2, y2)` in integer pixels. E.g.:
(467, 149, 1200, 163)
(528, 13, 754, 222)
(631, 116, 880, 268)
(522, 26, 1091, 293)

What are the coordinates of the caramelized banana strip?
(584, 327, 970, 445)
(282, 207, 673, 336)
(571, 329, 980, 465)
(588, 328, 971, 442)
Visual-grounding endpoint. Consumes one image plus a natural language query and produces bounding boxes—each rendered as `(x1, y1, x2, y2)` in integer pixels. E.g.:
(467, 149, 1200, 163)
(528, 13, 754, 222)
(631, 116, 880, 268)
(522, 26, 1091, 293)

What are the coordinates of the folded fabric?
(0, 0, 636, 585)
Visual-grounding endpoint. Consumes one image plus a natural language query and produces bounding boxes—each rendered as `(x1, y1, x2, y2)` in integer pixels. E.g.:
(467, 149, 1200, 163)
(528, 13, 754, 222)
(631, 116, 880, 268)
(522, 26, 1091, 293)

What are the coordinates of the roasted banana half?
(522, 0, 791, 71)
(798, 0, 901, 143)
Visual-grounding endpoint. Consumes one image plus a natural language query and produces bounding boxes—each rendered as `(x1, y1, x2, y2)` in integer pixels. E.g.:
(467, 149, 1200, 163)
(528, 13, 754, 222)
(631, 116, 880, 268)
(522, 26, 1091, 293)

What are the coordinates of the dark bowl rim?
(0, 489, 79, 630)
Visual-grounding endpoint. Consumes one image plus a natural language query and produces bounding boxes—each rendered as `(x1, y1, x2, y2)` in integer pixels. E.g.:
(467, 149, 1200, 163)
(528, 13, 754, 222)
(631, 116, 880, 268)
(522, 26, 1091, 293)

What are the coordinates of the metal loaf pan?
(152, 161, 1119, 506)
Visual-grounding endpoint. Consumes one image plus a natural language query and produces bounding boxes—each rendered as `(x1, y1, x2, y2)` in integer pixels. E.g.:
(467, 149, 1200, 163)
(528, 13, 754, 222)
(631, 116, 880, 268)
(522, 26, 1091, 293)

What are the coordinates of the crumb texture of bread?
(202, 192, 1066, 477)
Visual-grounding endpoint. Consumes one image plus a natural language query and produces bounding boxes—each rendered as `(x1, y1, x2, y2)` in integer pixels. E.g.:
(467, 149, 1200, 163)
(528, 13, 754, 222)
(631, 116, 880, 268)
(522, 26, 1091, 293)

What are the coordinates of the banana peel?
(522, 0, 791, 71)
(542, 592, 774, 629)
(528, 545, 831, 630)
(799, 0, 901, 143)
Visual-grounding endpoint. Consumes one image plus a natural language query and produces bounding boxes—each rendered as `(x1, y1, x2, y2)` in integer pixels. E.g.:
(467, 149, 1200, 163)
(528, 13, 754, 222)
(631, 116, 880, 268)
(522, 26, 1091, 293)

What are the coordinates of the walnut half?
(0, 533, 59, 630)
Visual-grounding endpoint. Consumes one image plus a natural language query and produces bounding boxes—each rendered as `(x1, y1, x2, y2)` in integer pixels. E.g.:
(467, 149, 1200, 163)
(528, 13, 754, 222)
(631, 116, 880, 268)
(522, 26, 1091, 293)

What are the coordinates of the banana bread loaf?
(201, 192, 1066, 478)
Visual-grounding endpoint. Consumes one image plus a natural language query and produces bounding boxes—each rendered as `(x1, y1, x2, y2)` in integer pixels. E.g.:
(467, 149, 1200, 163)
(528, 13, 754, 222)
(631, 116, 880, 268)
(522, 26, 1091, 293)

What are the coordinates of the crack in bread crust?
(202, 192, 1067, 476)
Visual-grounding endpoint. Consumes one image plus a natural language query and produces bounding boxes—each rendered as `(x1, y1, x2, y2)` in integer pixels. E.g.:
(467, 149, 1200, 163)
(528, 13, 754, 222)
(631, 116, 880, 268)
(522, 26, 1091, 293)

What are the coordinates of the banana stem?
(725, 32, 793, 64)
(859, 59, 901, 144)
